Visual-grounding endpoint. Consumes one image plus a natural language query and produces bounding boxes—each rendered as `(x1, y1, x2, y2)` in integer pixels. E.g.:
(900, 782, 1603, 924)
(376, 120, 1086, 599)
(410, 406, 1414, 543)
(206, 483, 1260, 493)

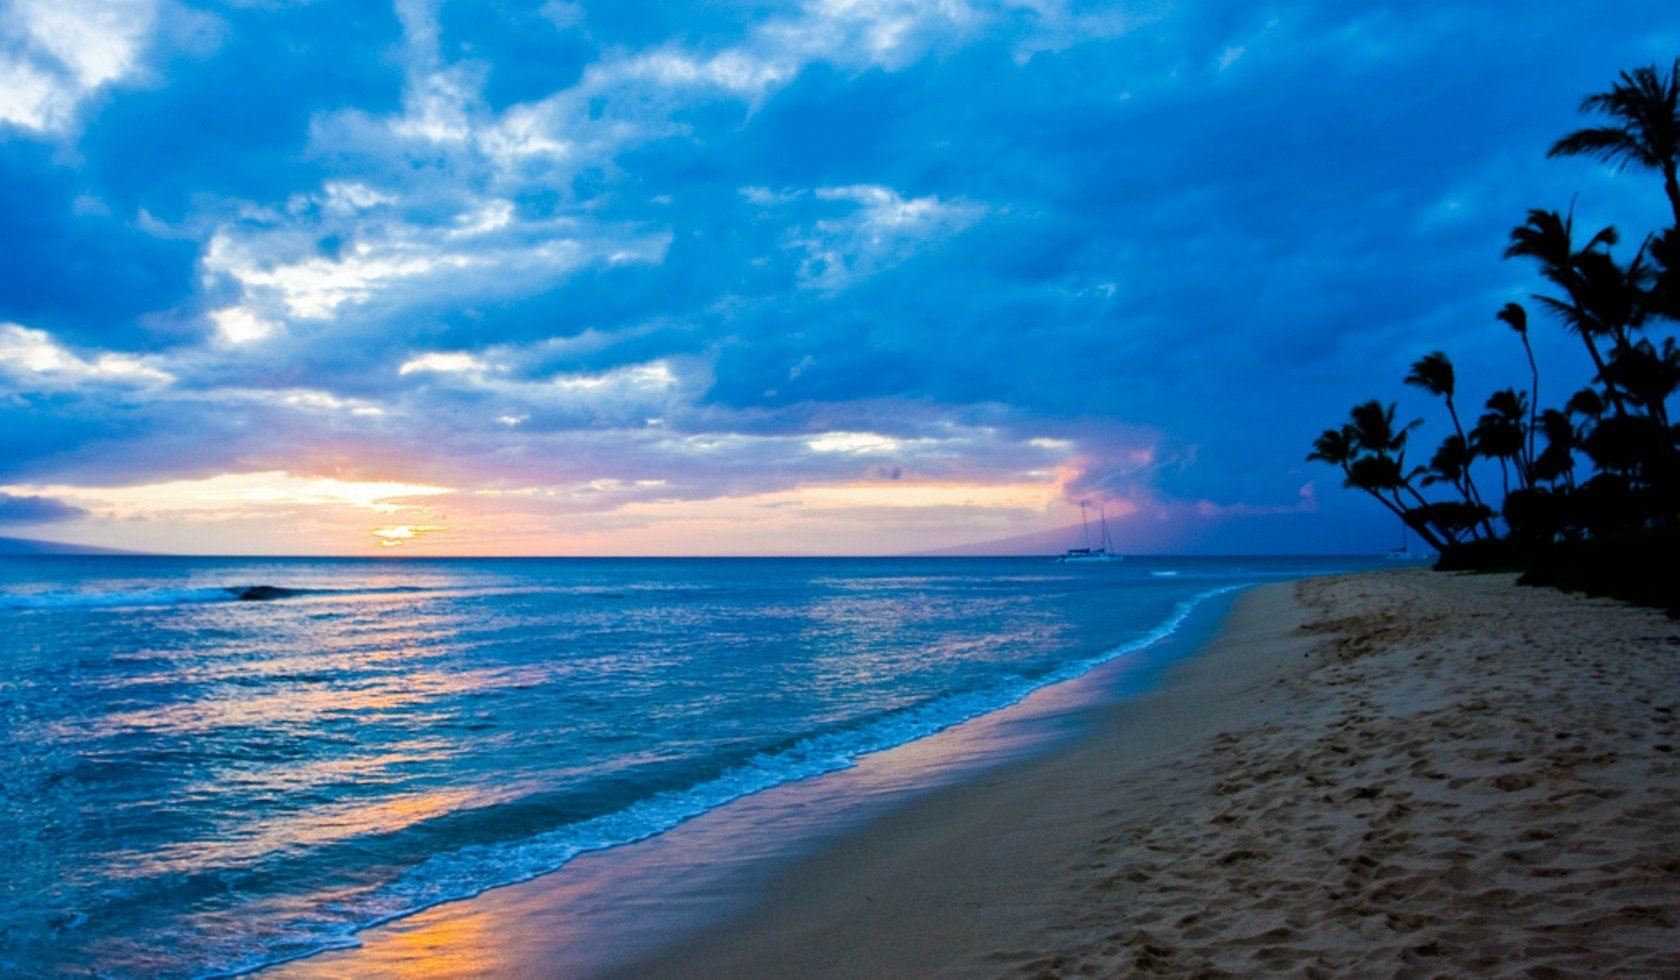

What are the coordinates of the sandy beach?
(293, 569, 1680, 977)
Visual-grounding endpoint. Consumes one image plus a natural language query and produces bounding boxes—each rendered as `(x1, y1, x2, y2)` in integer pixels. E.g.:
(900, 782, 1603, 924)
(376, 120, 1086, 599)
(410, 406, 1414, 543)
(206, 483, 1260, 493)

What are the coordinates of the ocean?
(0, 555, 1374, 975)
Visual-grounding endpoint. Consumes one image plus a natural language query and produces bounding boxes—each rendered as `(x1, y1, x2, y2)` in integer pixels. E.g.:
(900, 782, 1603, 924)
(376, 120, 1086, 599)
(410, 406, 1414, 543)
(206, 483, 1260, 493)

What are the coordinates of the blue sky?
(0, 0, 1675, 555)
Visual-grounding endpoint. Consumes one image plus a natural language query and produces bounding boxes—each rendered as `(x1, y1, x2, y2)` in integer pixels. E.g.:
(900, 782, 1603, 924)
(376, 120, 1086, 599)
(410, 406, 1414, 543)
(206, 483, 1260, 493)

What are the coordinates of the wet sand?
(289, 570, 1680, 977)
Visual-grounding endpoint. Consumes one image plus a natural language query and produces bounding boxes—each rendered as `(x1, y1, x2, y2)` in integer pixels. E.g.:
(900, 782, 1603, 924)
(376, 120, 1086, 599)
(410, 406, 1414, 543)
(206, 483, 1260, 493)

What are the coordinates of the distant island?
(0, 536, 135, 556)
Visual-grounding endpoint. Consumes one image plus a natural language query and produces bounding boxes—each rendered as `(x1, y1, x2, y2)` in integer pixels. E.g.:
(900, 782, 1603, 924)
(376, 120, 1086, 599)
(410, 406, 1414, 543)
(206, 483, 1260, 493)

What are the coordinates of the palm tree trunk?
(1376, 488, 1450, 553)
(1337, 459, 1448, 553)
(1523, 336, 1540, 477)
(1399, 482, 1461, 547)
(1663, 161, 1680, 229)
(1576, 332, 1634, 417)
(1445, 399, 1497, 537)
(1454, 476, 1486, 539)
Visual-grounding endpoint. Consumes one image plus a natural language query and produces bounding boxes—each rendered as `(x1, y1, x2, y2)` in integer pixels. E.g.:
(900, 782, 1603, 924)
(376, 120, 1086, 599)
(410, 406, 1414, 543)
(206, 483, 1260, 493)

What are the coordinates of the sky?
(0, 0, 1676, 556)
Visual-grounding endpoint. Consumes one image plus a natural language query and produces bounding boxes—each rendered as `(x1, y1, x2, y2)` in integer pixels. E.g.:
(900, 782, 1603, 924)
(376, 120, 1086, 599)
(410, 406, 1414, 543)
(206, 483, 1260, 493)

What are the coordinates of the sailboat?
(1386, 525, 1421, 561)
(1059, 502, 1121, 563)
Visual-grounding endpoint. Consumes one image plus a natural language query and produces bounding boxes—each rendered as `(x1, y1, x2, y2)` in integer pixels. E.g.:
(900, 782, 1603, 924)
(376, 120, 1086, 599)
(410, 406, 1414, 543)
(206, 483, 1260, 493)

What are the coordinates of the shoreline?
(281, 569, 1680, 976)
(274, 582, 1255, 978)
(625, 575, 1319, 978)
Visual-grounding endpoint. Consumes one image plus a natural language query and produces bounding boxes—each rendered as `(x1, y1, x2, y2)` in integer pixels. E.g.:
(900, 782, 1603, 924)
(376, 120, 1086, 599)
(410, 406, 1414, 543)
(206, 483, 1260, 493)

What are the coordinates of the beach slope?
(631, 569, 1680, 977)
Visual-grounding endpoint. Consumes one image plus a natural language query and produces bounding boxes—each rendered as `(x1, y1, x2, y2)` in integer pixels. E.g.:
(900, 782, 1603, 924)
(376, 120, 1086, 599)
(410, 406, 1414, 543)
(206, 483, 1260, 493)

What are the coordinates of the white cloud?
(1028, 436, 1073, 450)
(390, 349, 694, 427)
(400, 351, 488, 375)
(276, 389, 386, 417)
(0, 58, 74, 131)
(3, 471, 452, 519)
(0, 323, 173, 387)
(209, 306, 278, 344)
(205, 230, 474, 320)
(317, 181, 399, 215)
(795, 185, 985, 289)
(818, 184, 985, 234)
(550, 361, 677, 393)
(202, 190, 670, 324)
(0, 0, 159, 134)
(807, 431, 903, 454)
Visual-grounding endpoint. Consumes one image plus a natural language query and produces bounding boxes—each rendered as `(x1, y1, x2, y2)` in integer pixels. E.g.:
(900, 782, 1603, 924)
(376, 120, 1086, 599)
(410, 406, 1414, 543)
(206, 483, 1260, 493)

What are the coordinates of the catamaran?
(1059, 502, 1121, 563)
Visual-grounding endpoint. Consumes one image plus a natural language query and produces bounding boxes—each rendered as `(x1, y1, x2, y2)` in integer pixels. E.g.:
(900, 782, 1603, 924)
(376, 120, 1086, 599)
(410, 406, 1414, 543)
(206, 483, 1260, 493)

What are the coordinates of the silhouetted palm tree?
(1473, 389, 1531, 496)
(1549, 59, 1680, 226)
(1497, 302, 1541, 468)
(1404, 351, 1493, 534)
(1308, 404, 1453, 552)
(1568, 243, 1654, 351)
(1507, 209, 1627, 409)
(1403, 352, 1464, 433)
(1311, 59, 1680, 586)
(1423, 433, 1482, 516)
(1532, 409, 1579, 489)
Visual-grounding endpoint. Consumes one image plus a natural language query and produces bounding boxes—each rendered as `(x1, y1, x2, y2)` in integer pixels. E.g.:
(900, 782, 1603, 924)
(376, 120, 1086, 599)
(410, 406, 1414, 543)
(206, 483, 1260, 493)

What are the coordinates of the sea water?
(0, 555, 1371, 975)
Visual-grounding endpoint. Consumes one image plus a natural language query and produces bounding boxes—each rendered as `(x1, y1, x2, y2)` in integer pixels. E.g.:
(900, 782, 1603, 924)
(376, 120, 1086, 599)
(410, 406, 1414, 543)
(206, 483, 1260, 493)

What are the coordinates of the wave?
(210, 583, 1245, 977)
(0, 584, 431, 612)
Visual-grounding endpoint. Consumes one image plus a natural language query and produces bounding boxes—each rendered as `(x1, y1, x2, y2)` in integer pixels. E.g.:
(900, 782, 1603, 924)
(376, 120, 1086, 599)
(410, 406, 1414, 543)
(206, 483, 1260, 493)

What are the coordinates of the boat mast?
(1080, 501, 1092, 550)
(1098, 504, 1111, 552)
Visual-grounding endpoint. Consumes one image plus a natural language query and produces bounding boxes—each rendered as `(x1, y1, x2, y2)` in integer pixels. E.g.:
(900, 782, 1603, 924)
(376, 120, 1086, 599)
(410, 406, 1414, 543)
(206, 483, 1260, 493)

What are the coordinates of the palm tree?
(1307, 405, 1452, 553)
(1532, 408, 1579, 490)
(1473, 388, 1531, 496)
(1506, 209, 1628, 411)
(1404, 351, 1493, 533)
(1308, 423, 1416, 530)
(1423, 433, 1483, 524)
(1497, 302, 1541, 469)
(1567, 242, 1654, 351)
(1403, 352, 1465, 434)
(1548, 59, 1680, 227)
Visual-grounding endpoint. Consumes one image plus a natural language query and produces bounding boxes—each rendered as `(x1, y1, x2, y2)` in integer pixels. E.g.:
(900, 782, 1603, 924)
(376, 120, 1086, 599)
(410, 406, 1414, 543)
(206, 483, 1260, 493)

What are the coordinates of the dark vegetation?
(1309, 61, 1680, 615)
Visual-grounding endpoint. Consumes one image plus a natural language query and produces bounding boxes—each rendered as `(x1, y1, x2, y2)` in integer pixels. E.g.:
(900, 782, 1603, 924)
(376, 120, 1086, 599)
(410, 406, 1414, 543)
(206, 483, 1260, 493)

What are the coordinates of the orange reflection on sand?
(266, 846, 640, 980)
(344, 907, 513, 977)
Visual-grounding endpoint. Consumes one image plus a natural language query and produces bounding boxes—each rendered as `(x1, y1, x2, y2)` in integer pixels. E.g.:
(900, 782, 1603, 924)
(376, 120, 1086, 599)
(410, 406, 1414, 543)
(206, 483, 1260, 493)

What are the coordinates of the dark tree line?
(1310, 61, 1680, 613)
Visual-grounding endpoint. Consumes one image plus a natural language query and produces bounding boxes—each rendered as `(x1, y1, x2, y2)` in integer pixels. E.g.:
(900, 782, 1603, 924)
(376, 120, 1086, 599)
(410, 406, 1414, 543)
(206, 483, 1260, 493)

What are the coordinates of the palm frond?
(1495, 302, 1527, 334)
(1548, 126, 1655, 167)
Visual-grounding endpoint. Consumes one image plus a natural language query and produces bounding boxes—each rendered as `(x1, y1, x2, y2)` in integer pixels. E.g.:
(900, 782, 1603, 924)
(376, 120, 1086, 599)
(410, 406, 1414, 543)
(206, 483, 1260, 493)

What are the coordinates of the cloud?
(0, 0, 159, 134)
(200, 198, 671, 326)
(0, 491, 84, 524)
(1193, 482, 1320, 519)
(789, 184, 986, 290)
(0, 322, 172, 387)
(399, 351, 488, 376)
(1, 0, 1676, 555)
(3, 471, 452, 519)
